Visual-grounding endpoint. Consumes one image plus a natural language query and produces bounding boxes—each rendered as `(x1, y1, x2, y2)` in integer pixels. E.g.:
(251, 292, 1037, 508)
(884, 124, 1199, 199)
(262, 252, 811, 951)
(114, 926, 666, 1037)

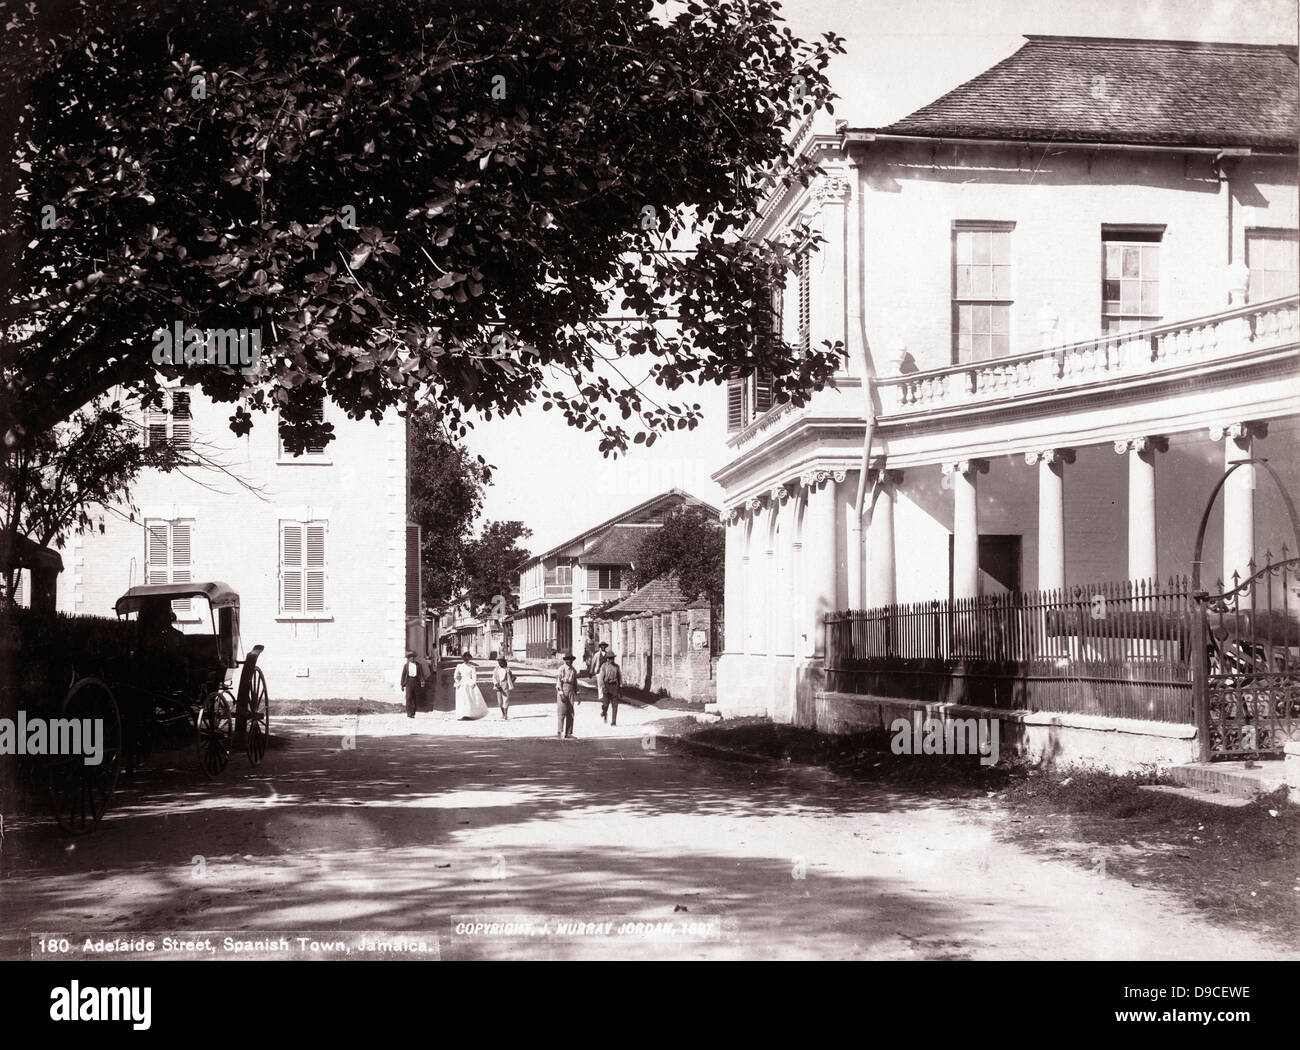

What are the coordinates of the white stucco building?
(62, 385, 414, 699)
(714, 36, 1300, 734)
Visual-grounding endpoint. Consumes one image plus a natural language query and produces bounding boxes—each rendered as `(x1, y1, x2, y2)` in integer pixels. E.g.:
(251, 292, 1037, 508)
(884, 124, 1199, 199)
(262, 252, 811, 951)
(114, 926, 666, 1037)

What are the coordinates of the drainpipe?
(843, 132, 878, 611)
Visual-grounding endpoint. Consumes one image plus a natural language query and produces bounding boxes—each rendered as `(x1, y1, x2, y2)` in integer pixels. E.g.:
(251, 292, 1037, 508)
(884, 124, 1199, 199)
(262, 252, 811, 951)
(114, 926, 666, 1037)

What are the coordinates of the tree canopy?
(407, 405, 490, 607)
(463, 519, 531, 616)
(1, 0, 844, 458)
(629, 506, 724, 608)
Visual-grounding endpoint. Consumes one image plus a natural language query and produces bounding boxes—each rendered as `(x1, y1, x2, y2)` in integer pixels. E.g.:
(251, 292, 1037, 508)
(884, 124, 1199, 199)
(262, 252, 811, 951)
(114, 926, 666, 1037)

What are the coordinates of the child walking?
(492, 657, 516, 718)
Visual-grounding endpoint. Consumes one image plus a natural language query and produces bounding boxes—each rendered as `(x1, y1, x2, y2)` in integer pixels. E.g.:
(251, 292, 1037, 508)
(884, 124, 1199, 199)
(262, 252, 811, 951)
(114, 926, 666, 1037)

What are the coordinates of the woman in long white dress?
(453, 653, 488, 720)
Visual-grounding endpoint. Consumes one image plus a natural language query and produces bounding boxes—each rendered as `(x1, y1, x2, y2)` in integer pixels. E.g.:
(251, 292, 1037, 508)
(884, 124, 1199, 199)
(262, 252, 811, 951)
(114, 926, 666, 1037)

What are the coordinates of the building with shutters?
(513, 489, 718, 660)
(716, 36, 1299, 745)
(60, 383, 412, 699)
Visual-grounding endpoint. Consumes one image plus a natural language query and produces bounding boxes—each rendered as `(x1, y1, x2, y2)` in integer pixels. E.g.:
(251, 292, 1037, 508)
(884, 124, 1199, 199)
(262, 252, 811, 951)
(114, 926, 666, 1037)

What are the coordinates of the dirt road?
(1, 663, 1290, 960)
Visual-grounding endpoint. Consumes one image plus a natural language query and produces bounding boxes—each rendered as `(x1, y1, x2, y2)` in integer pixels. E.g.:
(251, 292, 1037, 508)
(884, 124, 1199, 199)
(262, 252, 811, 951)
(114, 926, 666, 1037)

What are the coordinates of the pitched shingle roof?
(577, 525, 652, 566)
(883, 36, 1298, 151)
(600, 574, 691, 618)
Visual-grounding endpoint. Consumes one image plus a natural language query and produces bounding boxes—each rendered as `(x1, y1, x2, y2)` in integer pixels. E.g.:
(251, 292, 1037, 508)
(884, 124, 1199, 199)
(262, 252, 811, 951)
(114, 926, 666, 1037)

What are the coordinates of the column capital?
(811, 169, 852, 207)
(798, 468, 846, 489)
(746, 496, 764, 514)
(769, 483, 792, 504)
(1025, 447, 1076, 466)
(941, 458, 989, 477)
(1209, 420, 1268, 443)
(1113, 435, 1169, 455)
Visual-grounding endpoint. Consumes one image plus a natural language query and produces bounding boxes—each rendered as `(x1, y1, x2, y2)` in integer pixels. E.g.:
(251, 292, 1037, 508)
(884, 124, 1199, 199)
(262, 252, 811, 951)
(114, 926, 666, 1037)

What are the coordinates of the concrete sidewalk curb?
(656, 727, 780, 766)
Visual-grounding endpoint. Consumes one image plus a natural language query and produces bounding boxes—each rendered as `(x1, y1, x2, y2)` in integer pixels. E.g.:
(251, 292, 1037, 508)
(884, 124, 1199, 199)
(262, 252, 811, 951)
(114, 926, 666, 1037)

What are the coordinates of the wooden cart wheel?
(47, 677, 122, 835)
(244, 667, 269, 765)
(196, 688, 233, 778)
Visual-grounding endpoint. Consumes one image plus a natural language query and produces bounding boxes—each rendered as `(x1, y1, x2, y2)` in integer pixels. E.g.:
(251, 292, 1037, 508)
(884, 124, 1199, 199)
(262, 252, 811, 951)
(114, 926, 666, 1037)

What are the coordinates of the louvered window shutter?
(305, 523, 327, 612)
(306, 393, 327, 455)
(281, 523, 303, 613)
(146, 524, 170, 585)
(170, 522, 192, 614)
(726, 378, 745, 432)
(406, 523, 421, 618)
(753, 374, 773, 414)
(171, 391, 192, 449)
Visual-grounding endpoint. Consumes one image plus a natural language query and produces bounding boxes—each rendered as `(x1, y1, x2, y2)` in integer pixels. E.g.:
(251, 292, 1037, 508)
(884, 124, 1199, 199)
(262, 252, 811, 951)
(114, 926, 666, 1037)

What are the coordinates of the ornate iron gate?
(1193, 553, 1300, 759)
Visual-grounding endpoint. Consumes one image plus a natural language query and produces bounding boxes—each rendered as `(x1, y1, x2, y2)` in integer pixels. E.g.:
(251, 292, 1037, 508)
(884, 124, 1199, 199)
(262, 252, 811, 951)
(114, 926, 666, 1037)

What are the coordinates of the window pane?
(991, 305, 1009, 334)
(973, 233, 990, 264)
(1102, 279, 1121, 303)
(992, 265, 1011, 298)
(955, 266, 970, 297)
(1140, 281, 1159, 313)
(955, 232, 972, 264)
(1123, 247, 1140, 277)
(974, 304, 990, 333)
(1141, 245, 1159, 276)
(973, 334, 991, 360)
(970, 266, 990, 298)
(1105, 244, 1121, 276)
(991, 231, 1010, 264)
(993, 334, 1010, 358)
(1120, 282, 1138, 312)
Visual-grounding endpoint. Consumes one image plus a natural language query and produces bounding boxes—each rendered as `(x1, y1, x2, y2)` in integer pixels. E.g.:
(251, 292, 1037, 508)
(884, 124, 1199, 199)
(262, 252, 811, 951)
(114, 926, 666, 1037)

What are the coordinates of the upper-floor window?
(278, 389, 328, 460)
(952, 223, 1013, 363)
(1246, 228, 1299, 302)
(726, 286, 786, 433)
(593, 565, 622, 590)
(1102, 227, 1162, 333)
(280, 519, 327, 617)
(145, 518, 196, 618)
(144, 390, 192, 450)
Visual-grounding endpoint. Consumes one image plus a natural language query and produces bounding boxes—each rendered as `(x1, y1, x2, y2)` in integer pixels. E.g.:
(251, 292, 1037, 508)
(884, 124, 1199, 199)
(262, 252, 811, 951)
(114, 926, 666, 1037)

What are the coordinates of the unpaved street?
(1, 663, 1290, 960)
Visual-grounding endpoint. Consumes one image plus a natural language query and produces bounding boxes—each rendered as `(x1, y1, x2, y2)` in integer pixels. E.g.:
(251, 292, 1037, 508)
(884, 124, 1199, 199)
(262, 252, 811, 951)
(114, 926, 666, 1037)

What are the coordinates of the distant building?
(64, 384, 414, 699)
(715, 36, 1299, 743)
(514, 489, 719, 660)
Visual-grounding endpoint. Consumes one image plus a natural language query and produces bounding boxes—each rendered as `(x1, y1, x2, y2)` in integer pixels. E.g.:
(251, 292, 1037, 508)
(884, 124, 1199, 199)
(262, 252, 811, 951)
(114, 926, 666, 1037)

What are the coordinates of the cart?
(114, 582, 269, 777)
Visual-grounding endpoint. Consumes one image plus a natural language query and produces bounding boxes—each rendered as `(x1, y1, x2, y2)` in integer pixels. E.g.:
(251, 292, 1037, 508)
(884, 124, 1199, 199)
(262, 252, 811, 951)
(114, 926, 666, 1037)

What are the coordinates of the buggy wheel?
(245, 668, 269, 766)
(47, 677, 122, 835)
(196, 688, 233, 778)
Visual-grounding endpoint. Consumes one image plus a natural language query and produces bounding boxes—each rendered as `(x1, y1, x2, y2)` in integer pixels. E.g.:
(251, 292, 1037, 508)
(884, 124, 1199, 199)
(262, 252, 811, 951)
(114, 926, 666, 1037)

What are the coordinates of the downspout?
(844, 133, 878, 611)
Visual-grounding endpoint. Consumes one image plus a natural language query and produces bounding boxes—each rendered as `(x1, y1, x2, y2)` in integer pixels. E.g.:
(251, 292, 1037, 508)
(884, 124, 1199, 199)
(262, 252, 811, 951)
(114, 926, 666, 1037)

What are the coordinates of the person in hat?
(598, 653, 623, 725)
(555, 653, 580, 738)
(400, 650, 425, 719)
(591, 641, 611, 707)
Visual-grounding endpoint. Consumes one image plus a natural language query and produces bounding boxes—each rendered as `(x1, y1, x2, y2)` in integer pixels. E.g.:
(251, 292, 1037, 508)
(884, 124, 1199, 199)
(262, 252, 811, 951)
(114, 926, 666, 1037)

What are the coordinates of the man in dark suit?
(400, 650, 425, 719)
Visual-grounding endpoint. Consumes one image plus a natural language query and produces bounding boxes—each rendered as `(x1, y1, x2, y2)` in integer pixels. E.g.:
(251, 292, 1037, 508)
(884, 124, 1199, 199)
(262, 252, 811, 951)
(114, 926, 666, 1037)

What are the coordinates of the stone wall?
(592, 606, 717, 704)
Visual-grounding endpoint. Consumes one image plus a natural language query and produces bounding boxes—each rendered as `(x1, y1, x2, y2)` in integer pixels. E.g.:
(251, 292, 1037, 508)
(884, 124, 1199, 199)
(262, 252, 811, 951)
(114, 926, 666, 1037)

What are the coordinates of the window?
(554, 563, 572, 588)
(279, 389, 328, 459)
(405, 523, 421, 618)
(144, 390, 192, 450)
(953, 224, 1013, 362)
(280, 520, 327, 616)
(145, 519, 195, 617)
(1102, 227, 1162, 333)
(1246, 229, 1299, 303)
(798, 249, 811, 354)
(595, 566, 622, 590)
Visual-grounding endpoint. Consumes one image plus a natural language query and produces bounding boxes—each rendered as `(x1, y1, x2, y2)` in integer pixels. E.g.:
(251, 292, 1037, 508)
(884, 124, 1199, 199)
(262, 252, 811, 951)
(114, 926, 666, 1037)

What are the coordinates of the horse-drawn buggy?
(4, 536, 270, 834)
(114, 581, 270, 778)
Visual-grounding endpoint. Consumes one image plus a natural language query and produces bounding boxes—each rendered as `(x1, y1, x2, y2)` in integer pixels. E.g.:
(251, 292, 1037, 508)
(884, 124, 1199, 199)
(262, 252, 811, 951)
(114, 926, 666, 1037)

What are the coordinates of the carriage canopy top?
(115, 581, 240, 614)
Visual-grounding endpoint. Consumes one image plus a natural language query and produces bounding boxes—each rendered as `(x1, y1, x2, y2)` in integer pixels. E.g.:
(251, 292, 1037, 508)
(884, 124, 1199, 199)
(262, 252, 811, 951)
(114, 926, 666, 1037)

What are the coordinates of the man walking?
(598, 653, 623, 726)
(556, 653, 580, 739)
(400, 650, 425, 719)
(591, 641, 610, 709)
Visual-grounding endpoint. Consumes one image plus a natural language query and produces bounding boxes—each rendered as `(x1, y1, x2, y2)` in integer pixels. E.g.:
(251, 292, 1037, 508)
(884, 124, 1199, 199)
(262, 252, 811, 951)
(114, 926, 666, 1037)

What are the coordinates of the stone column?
(722, 509, 744, 653)
(866, 468, 902, 607)
(799, 470, 842, 659)
(1113, 437, 1167, 582)
(747, 497, 768, 654)
(943, 460, 988, 599)
(1026, 448, 1075, 591)
(771, 485, 795, 656)
(1213, 421, 1268, 591)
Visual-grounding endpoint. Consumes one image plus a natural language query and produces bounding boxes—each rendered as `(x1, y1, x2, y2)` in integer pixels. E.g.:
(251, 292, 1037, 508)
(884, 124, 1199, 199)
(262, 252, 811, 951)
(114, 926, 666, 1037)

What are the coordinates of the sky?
(462, 0, 1298, 556)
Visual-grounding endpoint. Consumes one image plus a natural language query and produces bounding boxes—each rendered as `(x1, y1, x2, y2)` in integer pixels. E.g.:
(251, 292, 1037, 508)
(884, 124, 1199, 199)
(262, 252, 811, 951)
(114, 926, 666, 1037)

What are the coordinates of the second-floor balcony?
(876, 296, 1298, 420)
